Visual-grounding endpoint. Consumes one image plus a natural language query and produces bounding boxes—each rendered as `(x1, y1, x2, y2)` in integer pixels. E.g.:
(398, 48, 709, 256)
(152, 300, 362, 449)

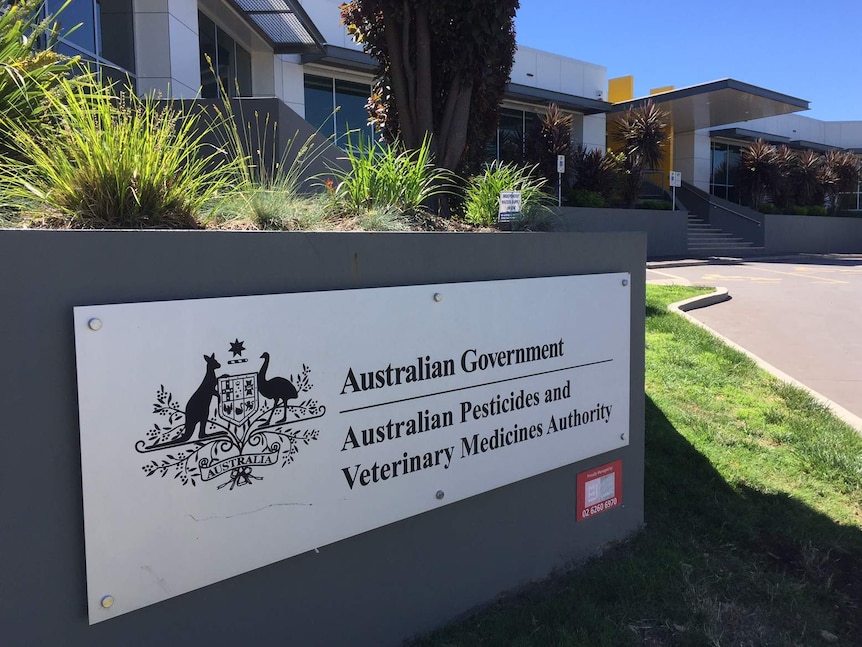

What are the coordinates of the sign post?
(557, 155, 566, 207)
(669, 170, 681, 210)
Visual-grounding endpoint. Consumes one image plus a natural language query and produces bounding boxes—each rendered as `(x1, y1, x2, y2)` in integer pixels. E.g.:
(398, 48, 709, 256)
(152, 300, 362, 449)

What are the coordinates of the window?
(838, 180, 862, 212)
(710, 141, 742, 203)
(45, 0, 136, 83)
(303, 74, 373, 147)
(489, 108, 543, 164)
(199, 12, 252, 99)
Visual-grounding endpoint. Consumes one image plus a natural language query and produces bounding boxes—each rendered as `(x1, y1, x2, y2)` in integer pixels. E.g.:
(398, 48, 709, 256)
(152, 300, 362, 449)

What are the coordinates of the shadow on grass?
(640, 394, 862, 645)
(645, 303, 665, 319)
(410, 396, 862, 646)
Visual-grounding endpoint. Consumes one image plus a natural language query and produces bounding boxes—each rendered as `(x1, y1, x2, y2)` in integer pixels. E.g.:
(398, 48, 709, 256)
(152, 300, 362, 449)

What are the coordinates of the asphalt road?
(647, 255, 862, 422)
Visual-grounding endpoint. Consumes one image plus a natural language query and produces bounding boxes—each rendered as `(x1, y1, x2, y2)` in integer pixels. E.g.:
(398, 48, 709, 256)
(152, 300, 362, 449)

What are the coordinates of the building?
(40, 0, 862, 209)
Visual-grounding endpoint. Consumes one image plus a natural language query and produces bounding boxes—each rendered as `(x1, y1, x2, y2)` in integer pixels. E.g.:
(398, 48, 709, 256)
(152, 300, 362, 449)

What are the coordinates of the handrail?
(709, 201, 762, 226)
(680, 182, 762, 227)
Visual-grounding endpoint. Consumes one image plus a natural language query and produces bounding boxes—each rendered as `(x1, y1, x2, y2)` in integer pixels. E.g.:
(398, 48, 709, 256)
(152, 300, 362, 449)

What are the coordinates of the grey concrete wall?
(553, 206, 688, 259)
(0, 230, 645, 647)
(764, 214, 862, 255)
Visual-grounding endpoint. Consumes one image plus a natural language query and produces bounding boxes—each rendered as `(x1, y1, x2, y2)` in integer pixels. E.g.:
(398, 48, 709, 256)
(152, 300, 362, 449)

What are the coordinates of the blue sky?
(515, 0, 860, 121)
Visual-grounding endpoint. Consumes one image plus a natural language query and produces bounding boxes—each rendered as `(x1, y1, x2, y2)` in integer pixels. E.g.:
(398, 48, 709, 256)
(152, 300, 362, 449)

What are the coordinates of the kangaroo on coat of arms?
(136, 339, 325, 491)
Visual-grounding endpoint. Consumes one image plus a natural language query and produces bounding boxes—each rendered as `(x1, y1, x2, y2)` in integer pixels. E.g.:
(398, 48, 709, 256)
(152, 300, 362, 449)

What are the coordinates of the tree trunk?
(414, 4, 434, 149)
(383, 5, 416, 148)
(441, 82, 473, 171)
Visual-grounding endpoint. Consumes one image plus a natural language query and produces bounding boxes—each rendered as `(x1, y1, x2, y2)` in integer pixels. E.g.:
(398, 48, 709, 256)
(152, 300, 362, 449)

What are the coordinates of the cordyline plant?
(821, 149, 861, 213)
(340, 0, 519, 176)
(792, 149, 824, 207)
(613, 100, 670, 206)
(527, 103, 573, 187)
(739, 139, 781, 209)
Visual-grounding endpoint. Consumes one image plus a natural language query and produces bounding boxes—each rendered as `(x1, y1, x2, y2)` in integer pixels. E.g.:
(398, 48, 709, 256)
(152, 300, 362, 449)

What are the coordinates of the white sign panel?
(669, 170, 682, 188)
(557, 154, 566, 173)
(498, 190, 522, 222)
(74, 274, 630, 622)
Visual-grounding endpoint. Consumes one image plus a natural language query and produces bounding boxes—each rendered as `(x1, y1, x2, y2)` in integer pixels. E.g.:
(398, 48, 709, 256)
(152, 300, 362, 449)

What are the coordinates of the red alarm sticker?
(577, 459, 622, 521)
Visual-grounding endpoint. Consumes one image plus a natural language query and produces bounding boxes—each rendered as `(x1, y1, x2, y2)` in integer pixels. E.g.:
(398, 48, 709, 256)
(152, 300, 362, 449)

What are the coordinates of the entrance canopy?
(226, 0, 325, 54)
(610, 79, 809, 133)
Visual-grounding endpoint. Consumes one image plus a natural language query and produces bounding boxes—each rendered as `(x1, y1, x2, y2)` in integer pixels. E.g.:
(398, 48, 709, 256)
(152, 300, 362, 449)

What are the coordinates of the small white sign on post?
(557, 155, 566, 207)
(498, 191, 522, 223)
(669, 171, 681, 210)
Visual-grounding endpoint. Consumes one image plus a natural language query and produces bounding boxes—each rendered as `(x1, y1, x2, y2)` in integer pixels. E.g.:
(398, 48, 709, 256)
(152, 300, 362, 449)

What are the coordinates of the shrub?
(638, 199, 672, 211)
(332, 133, 455, 214)
(807, 205, 828, 216)
(567, 188, 605, 208)
(0, 0, 75, 162)
(570, 147, 620, 201)
(0, 70, 240, 227)
(207, 191, 335, 230)
(462, 160, 552, 226)
(202, 86, 335, 228)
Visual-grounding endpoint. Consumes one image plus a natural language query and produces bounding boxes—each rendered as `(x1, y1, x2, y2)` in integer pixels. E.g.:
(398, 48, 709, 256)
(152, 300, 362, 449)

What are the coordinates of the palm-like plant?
(739, 139, 781, 209)
(770, 145, 797, 209)
(527, 103, 573, 186)
(821, 150, 861, 213)
(791, 150, 824, 207)
(613, 100, 670, 206)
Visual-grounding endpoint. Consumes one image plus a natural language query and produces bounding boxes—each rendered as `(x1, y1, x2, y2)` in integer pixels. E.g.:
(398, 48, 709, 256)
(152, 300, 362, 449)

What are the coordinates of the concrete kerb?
(668, 289, 862, 435)
(647, 253, 855, 270)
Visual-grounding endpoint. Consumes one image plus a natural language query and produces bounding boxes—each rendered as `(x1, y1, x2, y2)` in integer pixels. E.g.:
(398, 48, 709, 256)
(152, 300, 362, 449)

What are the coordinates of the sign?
(557, 154, 566, 173)
(498, 190, 522, 222)
(74, 274, 631, 622)
(669, 170, 682, 188)
(577, 459, 623, 521)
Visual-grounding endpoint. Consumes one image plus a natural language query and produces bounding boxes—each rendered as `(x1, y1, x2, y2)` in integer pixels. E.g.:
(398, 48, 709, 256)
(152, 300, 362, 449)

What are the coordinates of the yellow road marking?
(701, 274, 780, 282)
(794, 266, 862, 274)
(748, 265, 846, 284)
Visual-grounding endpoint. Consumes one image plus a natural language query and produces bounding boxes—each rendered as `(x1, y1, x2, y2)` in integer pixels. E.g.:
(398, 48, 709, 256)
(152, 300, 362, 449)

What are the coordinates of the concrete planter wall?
(764, 214, 862, 255)
(552, 207, 689, 259)
(1, 229, 645, 647)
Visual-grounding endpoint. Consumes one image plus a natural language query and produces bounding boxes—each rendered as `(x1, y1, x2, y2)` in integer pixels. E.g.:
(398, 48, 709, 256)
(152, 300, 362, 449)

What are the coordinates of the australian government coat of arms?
(136, 339, 325, 491)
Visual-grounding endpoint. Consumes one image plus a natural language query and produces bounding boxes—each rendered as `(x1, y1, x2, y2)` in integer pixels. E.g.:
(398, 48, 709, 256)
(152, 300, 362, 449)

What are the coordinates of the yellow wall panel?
(608, 75, 634, 103)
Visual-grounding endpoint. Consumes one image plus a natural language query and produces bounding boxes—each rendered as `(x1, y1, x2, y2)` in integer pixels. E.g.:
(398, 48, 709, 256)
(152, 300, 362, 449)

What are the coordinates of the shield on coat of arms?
(217, 373, 259, 426)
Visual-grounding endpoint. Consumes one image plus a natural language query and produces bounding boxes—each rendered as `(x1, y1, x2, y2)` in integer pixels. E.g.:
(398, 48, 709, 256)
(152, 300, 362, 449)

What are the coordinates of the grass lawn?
(410, 284, 862, 647)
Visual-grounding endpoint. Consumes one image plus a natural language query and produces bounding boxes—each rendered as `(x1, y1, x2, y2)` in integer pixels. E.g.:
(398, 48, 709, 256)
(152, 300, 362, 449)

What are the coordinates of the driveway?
(647, 255, 862, 423)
